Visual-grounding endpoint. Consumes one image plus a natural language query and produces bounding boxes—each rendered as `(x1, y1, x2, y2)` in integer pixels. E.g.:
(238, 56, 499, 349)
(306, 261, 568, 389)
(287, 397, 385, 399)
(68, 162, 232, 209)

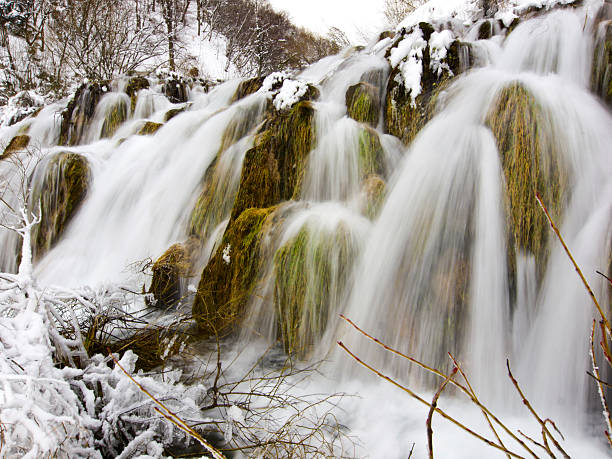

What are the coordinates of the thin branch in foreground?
(427, 366, 457, 459)
(590, 321, 612, 448)
(109, 352, 226, 459)
(338, 315, 539, 458)
(535, 193, 610, 331)
(505, 359, 569, 459)
(336, 341, 527, 459)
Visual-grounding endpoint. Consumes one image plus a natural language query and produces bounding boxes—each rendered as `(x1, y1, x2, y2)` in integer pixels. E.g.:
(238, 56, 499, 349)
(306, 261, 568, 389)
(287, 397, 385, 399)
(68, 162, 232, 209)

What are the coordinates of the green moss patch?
(1, 135, 30, 160)
(101, 98, 128, 139)
(485, 82, 568, 282)
(32, 152, 90, 259)
(231, 77, 266, 103)
(138, 121, 163, 136)
(193, 207, 274, 335)
(357, 127, 385, 179)
(346, 82, 381, 127)
(148, 238, 200, 309)
(230, 101, 316, 221)
(125, 76, 150, 112)
(59, 81, 111, 146)
(273, 224, 356, 356)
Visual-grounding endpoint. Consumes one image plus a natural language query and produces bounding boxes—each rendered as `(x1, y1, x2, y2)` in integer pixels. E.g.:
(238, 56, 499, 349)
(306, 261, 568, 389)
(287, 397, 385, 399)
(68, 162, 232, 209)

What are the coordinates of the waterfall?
(0, 2, 611, 456)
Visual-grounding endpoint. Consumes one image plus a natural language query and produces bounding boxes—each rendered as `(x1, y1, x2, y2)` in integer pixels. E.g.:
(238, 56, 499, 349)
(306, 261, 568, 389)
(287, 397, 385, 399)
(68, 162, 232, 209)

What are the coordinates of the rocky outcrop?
(346, 82, 381, 127)
(485, 82, 568, 283)
(230, 100, 316, 221)
(137, 121, 163, 136)
(125, 76, 150, 112)
(592, 20, 612, 109)
(385, 23, 472, 145)
(148, 238, 200, 309)
(193, 207, 275, 335)
(59, 81, 111, 146)
(32, 152, 91, 259)
(231, 76, 266, 103)
(1, 135, 30, 160)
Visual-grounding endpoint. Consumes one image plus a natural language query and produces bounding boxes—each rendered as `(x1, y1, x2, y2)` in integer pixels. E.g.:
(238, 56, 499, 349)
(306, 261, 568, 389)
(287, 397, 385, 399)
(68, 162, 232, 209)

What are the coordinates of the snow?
(273, 78, 309, 110)
(223, 243, 231, 264)
(429, 30, 455, 76)
(396, 0, 579, 31)
(495, 10, 519, 27)
(397, 0, 481, 30)
(389, 28, 427, 107)
(0, 90, 46, 127)
(261, 71, 289, 92)
(260, 72, 310, 111)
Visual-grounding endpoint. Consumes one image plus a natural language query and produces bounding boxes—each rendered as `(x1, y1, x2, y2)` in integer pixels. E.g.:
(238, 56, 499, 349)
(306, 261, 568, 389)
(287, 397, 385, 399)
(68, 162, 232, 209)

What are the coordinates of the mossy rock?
(357, 127, 385, 178)
(193, 207, 274, 335)
(385, 39, 470, 145)
(478, 20, 494, 40)
(592, 20, 612, 108)
(32, 152, 90, 259)
(85, 323, 191, 372)
(232, 76, 266, 103)
(59, 81, 111, 146)
(485, 82, 568, 283)
(100, 97, 128, 139)
(148, 238, 199, 309)
(1, 135, 30, 160)
(378, 30, 395, 41)
(230, 101, 316, 221)
(125, 76, 150, 112)
(164, 106, 187, 122)
(164, 78, 189, 103)
(346, 82, 381, 127)
(274, 224, 356, 356)
(138, 121, 163, 136)
(361, 174, 386, 219)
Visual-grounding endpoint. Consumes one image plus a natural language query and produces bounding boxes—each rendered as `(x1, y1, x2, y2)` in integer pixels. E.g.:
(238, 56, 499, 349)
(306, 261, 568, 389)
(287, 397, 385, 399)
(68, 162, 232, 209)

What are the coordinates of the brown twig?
(535, 193, 610, 331)
(506, 359, 569, 459)
(339, 315, 539, 458)
(448, 352, 511, 459)
(590, 321, 612, 448)
(109, 352, 225, 459)
(337, 341, 528, 459)
(427, 366, 457, 459)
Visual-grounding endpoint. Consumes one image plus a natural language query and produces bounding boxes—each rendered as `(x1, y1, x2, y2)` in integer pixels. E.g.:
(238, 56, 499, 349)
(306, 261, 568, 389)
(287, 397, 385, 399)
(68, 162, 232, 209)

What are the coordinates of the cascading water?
(0, 1, 611, 457)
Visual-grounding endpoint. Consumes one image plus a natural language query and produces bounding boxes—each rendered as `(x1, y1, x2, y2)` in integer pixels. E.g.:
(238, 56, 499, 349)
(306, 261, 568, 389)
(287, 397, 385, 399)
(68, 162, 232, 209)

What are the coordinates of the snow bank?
(260, 72, 311, 111)
(397, 0, 579, 31)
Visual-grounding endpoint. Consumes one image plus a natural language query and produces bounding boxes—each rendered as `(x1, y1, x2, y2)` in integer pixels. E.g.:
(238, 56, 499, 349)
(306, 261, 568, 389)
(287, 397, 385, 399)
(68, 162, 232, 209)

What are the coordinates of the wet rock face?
(164, 78, 189, 104)
(384, 23, 472, 146)
(148, 238, 200, 309)
(125, 76, 150, 111)
(193, 207, 274, 335)
(346, 82, 381, 127)
(137, 121, 163, 136)
(231, 76, 266, 103)
(59, 81, 111, 146)
(32, 152, 91, 260)
(485, 82, 568, 284)
(592, 20, 612, 109)
(230, 100, 316, 221)
(1, 135, 30, 160)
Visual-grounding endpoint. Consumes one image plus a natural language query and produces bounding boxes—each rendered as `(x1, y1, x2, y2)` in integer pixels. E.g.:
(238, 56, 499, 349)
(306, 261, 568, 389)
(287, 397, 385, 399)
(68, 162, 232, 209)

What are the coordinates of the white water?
(0, 4, 611, 457)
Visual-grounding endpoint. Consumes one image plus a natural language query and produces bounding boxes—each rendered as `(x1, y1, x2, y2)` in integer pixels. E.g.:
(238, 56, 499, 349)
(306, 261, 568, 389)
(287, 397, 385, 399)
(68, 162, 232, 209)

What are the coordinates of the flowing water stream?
(0, 3, 611, 457)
